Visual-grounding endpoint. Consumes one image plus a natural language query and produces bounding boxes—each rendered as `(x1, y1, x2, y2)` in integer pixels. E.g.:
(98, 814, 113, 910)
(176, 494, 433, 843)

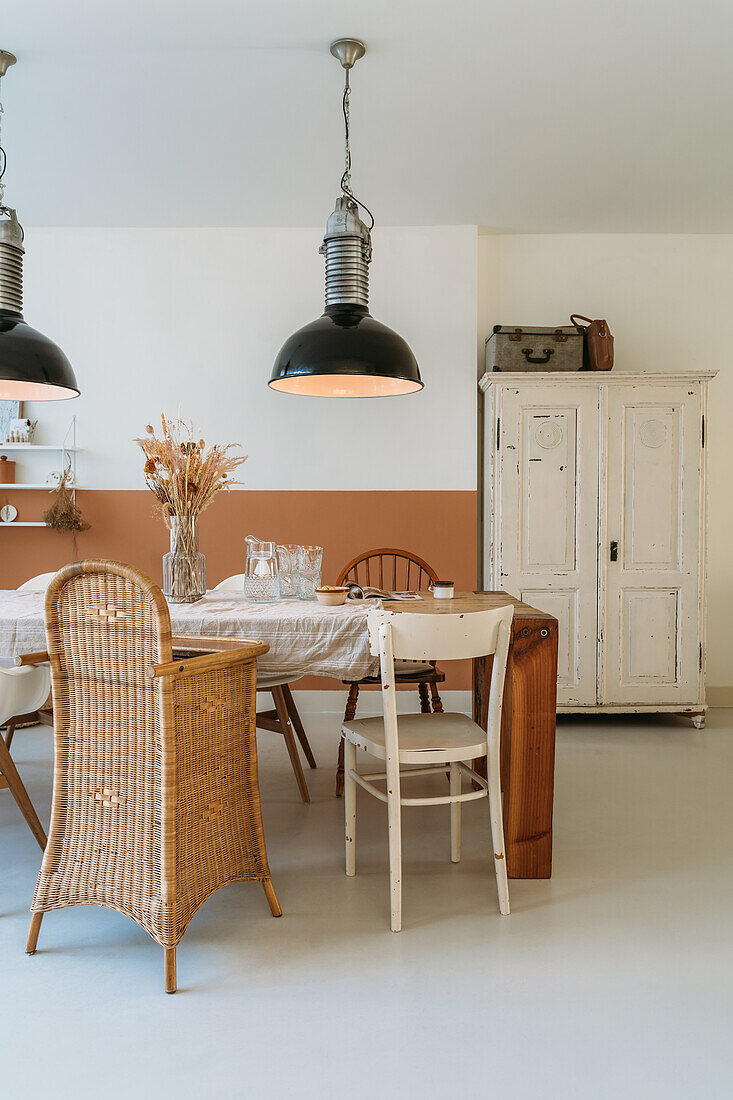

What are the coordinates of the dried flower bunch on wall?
(43, 464, 88, 532)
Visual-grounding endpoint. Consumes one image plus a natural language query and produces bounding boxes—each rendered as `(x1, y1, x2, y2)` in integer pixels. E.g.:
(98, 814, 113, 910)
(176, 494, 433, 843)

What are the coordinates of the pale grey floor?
(3, 708, 733, 1100)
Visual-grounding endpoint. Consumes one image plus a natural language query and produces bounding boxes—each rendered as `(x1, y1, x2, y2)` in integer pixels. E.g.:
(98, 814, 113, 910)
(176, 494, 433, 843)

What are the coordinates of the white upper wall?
(22, 225, 478, 491)
(478, 233, 731, 684)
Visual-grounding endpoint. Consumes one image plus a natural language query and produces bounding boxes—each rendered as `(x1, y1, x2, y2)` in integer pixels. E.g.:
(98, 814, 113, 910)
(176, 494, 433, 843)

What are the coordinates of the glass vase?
(163, 515, 206, 603)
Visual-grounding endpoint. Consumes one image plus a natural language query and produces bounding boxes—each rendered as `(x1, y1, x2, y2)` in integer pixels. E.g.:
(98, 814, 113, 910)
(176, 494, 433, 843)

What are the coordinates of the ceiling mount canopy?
(0, 50, 79, 402)
(269, 39, 423, 399)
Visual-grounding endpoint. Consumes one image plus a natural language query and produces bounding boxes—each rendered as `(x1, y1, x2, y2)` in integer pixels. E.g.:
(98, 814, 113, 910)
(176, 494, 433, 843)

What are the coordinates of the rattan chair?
(24, 560, 281, 993)
(334, 548, 446, 795)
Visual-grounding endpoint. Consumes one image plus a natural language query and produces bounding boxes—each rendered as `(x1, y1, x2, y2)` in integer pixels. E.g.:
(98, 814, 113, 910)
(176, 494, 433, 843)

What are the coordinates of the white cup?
(430, 581, 454, 599)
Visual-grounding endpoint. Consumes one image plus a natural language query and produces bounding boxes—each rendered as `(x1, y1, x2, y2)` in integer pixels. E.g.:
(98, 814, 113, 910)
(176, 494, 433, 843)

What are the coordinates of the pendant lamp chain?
(339, 68, 374, 239)
(0, 68, 21, 237)
(0, 74, 7, 208)
(341, 72, 352, 197)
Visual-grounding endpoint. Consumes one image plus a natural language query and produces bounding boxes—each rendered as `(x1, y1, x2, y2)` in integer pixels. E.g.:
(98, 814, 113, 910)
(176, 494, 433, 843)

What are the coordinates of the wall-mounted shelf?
(0, 444, 81, 452)
(0, 416, 80, 529)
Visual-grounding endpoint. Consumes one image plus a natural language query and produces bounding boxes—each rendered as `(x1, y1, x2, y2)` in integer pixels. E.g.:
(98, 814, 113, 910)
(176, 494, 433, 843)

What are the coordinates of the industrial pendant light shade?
(0, 51, 79, 401)
(270, 306, 422, 398)
(270, 40, 422, 398)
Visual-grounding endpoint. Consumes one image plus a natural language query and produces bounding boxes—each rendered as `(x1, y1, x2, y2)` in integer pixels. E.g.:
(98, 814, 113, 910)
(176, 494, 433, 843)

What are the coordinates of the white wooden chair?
(213, 574, 317, 802)
(342, 604, 514, 931)
(0, 661, 51, 848)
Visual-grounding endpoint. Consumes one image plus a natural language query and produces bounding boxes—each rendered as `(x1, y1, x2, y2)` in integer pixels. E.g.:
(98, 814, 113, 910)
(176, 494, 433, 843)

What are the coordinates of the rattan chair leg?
(164, 947, 177, 994)
(272, 686, 310, 803)
(4, 720, 16, 749)
(26, 912, 43, 954)
(262, 878, 282, 916)
(281, 683, 317, 769)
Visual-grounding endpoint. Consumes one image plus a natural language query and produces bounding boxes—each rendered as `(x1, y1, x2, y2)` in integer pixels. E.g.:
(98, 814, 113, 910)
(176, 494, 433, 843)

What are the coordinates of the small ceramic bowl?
(315, 586, 349, 607)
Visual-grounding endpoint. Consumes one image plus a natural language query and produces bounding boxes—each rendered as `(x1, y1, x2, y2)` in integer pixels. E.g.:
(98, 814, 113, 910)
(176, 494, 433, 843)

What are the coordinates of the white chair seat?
(343, 711, 487, 765)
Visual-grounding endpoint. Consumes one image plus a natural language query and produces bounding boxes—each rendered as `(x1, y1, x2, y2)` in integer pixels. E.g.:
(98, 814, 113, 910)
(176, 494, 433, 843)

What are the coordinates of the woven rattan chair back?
(336, 548, 439, 592)
(26, 559, 281, 992)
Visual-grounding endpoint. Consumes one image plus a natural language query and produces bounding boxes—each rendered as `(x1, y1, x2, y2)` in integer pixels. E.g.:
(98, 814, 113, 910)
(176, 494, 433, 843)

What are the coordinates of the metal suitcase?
(486, 325, 584, 373)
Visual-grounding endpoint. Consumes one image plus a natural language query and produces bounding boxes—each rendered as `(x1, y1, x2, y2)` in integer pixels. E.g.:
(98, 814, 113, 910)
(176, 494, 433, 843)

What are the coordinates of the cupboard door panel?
(498, 387, 599, 706)
(520, 408, 578, 571)
(603, 386, 701, 705)
(622, 589, 678, 684)
(624, 406, 683, 571)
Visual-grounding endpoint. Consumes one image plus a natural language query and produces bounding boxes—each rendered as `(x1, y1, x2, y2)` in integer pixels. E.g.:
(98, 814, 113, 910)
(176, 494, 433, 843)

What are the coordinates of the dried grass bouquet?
(135, 414, 247, 526)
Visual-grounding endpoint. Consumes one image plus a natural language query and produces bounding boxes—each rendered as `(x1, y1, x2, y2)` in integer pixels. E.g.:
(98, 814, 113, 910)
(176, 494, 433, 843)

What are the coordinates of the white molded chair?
(17, 572, 56, 592)
(213, 574, 316, 802)
(3, 573, 56, 749)
(342, 604, 514, 931)
(0, 661, 51, 848)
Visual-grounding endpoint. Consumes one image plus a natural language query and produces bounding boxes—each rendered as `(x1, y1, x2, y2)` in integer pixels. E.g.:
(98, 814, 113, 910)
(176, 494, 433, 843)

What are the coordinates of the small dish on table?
(315, 586, 349, 607)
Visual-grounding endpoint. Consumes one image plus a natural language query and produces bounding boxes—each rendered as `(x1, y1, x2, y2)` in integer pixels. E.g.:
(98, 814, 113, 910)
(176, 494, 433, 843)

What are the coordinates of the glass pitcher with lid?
(243, 535, 281, 602)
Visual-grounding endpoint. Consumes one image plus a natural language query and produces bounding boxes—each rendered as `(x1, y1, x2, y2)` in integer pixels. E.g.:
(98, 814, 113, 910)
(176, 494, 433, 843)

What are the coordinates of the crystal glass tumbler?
(296, 546, 324, 574)
(295, 545, 323, 601)
(277, 544, 300, 599)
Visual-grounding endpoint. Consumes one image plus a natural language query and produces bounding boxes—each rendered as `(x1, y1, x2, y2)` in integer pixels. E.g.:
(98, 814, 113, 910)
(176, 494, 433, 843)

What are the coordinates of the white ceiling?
(3, 0, 733, 230)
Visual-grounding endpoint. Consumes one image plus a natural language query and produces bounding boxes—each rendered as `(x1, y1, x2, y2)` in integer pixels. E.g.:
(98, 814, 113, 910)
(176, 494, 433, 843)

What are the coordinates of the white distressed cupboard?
(479, 371, 716, 724)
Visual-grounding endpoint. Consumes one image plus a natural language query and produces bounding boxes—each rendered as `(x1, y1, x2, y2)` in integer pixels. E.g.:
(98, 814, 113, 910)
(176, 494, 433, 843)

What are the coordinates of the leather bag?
(570, 314, 614, 372)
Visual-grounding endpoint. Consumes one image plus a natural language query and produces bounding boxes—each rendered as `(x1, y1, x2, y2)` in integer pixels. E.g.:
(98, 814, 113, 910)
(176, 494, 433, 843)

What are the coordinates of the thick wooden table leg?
(473, 616, 558, 879)
(0, 731, 47, 850)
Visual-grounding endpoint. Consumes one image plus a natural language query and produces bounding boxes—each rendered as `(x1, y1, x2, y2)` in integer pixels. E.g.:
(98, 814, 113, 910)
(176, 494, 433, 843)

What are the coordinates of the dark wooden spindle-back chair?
(334, 548, 445, 796)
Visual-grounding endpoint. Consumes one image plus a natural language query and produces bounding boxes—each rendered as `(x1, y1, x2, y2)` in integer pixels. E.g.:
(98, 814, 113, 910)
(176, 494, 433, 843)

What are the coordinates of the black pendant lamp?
(270, 39, 422, 398)
(0, 51, 79, 401)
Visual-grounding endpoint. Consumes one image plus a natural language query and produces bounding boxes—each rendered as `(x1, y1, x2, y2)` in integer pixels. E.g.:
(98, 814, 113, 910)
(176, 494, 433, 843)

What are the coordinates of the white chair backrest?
(213, 574, 246, 592)
(0, 665, 51, 726)
(17, 572, 56, 593)
(367, 604, 514, 663)
(368, 606, 514, 770)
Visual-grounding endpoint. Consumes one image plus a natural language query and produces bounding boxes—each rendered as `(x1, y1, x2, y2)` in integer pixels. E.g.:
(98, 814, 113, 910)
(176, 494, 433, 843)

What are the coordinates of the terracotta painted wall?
(0, 489, 477, 689)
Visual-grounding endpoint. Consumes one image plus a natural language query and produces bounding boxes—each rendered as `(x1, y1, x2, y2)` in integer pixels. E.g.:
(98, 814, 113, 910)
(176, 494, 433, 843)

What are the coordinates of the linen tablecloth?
(0, 590, 380, 680)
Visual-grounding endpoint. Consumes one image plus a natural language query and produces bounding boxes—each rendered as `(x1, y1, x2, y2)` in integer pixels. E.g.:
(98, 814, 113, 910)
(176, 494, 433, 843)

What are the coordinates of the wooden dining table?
(0, 587, 558, 879)
(169, 590, 559, 880)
